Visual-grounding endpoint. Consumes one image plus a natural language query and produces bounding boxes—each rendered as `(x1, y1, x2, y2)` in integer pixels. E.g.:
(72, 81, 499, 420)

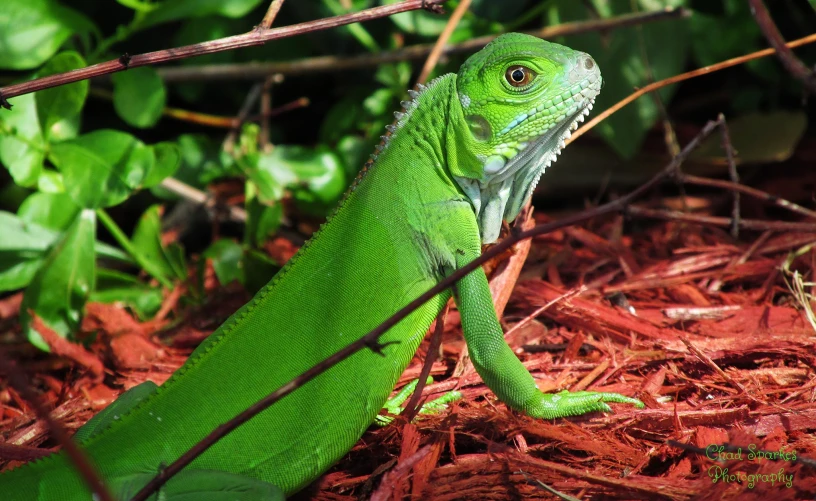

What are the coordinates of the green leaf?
(91, 268, 163, 320)
(112, 67, 167, 128)
(0, 211, 130, 292)
(143, 142, 181, 187)
(35, 51, 89, 136)
(203, 239, 244, 286)
(551, 0, 689, 158)
(131, 205, 185, 285)
(363, 88, 395, 116)
(49, 130, 154, 208)
(336, 135, 369, 179)
(18, 192, 80, 231)
(0, 0, 94, 70)
(245, 198, 282, 248)
(137, 0, 265, 30)
(383, 0, 455, 36)
(0, 92, 45, 187)
(21, 209, 96, 350)
(0, 210, 61, 292)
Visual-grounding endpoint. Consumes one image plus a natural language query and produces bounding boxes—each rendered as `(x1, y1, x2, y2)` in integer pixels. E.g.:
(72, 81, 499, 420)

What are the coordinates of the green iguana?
(0, 33, 643, 500)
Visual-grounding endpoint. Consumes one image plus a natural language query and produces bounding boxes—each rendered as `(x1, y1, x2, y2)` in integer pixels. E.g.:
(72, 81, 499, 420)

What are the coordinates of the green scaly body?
(1, 34, 643, 500)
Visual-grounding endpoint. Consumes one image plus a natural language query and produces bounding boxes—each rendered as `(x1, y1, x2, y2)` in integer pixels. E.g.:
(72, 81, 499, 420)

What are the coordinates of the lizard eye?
(505, 65, 535, 87)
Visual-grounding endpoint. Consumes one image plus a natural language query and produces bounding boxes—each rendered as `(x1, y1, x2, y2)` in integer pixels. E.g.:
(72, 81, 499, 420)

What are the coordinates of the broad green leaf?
(245, 198, 283, 248)
(143, 142, 181, 187)
(0, 92, 45, 187)
(49, 129, 154, 208)
(136, 0, 265, 30)
(0, 0, 93, 70)
(363, 88, 395, 116)
(203, 239, 244, 286)
(131, 204, 185, 285)
(0, 210, 61, 291)
(35, 51, 89, 136)
(21, 209, 96, 350)
(18, 192, 80, 231)
(335, 135, 369, 179)
(550, 0, 689, 158)
(246, 153, 284, 205)
(112, 67, 167, 128)
(37, 169, 65, 193)
(91, 268, 163, 319)
(0, 211, 130, 292)
(383, 0, 456, 36)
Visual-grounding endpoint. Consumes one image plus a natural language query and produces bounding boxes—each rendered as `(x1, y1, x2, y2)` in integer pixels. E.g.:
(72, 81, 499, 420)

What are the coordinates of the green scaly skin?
(0, 33, 643, 500)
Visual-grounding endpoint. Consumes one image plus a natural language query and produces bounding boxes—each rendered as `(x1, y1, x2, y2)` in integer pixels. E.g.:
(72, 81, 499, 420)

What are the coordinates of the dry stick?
(681, 174, 816, 220)
(156, 8, 687, 82)
(627, 206, 816, 233)
(259, 0, 286, 30)
(568, 32, 816, 145)
(129, 118, 722, 501)
(0, 0, 446, 106)
(747, 0, 816, 93)
(415, 0, 472, 85)
(0, 350, 115, 501)
(404, 304, 449, 423)
(717, 113, 740, 237)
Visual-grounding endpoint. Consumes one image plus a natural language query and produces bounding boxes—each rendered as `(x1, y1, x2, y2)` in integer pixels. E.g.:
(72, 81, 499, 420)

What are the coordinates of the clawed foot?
(376, 377, 462, 426)
(526, 390, 644, 419)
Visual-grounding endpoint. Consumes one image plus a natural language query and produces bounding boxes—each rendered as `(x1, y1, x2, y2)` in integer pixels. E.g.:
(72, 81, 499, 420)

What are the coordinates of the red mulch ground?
(2, 182, 816, 500)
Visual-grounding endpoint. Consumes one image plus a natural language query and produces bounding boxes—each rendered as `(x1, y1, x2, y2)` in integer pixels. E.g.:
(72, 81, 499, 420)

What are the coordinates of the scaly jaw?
(455, 99, 595, 244)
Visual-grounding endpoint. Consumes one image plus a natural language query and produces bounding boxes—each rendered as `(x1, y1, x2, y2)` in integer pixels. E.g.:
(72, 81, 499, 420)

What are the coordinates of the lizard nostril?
(583, 58, 594, 70)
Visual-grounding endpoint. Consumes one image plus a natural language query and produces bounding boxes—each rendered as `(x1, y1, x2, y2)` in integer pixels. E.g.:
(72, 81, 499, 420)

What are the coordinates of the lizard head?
(452, 33, 601, 243)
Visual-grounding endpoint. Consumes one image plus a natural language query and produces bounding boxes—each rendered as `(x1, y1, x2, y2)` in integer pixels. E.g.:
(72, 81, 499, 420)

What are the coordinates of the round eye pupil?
(505, 65, 535, 87)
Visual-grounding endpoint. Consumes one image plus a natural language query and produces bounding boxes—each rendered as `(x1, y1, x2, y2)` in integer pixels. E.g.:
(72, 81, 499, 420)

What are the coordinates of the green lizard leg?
(375, 377, 463, 426)
(73, 381, 158, 443)
(453, 253, 644, 419)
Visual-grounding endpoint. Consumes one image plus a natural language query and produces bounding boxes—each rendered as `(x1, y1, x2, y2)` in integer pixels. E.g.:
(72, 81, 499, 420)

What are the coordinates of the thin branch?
(259, 0, 286, 30)
(0, 348, 114, 501)
(404, 304, 448, 422)
(155, 7, 688, 82)
(159, 177, 248, 223)
(747, 0, 816, 93)
(415, 0, 472, 85)
(680, 175, 816, 220)
(130, 118, 722, 501)
(627, 206, 816, 233)
(717, 113, 740, 237)
(0, 0, 445, 107)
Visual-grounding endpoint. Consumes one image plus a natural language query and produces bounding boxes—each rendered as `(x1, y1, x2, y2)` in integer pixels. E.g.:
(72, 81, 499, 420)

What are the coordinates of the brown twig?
(0, 0, 446, 106)
(747, 0, 816, 93)
(717, 113, 740, 237)
(415, 0, 472, 85)
(627, 206, 816, 233)
(259, 0, 286, 30)
(130, 118, 721, 501)
(680, 174, 816, 221)
(156, 8, 688, 81)
(0, 350, 114, 501)
(404, 304, 448, 422)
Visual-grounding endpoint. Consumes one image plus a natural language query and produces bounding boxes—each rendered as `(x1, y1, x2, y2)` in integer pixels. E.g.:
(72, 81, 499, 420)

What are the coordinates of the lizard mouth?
(455, 98, 596, 244)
